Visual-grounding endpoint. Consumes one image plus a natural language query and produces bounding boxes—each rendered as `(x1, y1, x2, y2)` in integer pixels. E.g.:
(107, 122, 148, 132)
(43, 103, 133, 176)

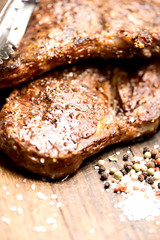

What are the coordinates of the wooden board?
(0, 129, 160, 240)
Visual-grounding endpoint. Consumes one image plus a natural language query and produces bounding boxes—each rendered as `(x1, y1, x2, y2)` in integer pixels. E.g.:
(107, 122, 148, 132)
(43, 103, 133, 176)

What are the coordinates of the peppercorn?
(109, 167, 117, 175)
(145, 161, 155, 169)
(146, 176, 154, 185)
(104, 182, 110, 189)
(123, 154, 129, 161)
(133, 163, 141, 172)
(151, 149, 158, 158)
(131, 173, 138, 181)
(98, 166, 106, 174)
(142, 170, 148, 179)
(158, 183, 160, 189)
(97, 159, 105, 167)
(143, 147, 150, 154)
(147, 168, 155, 176)
(114, 171, 123, 180)
(144, 151, 151, 159)
(124, 162, 133, 173)
(138, 174, 144, 182)
(100, 171, 109, 181)
(120, 168, 127, 175)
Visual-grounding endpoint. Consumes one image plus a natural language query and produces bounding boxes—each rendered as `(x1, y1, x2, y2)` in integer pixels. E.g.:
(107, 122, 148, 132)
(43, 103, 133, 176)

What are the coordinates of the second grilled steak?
(0, 60, 160, 179)
(0, 0, 160, 88)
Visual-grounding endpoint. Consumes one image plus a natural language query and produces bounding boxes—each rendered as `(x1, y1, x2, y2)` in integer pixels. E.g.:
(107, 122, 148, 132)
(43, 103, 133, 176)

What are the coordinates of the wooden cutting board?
(0, 128, 160, 240)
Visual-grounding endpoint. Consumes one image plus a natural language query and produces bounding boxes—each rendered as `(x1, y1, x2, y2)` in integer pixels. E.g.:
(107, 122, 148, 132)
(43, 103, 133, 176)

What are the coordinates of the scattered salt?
(116, 152, 120, 155)
(40, 158, 45, 164)
(46, 217, 56, 224)
(56, 202, 62, 208)
(6, 192, 9, 196)
(1, 217, 10, 224)
(2, 186, 7, 191)
(16, 184, 20, 188)
(49, 201, 54, 206)
(90, 228, 95, 234)
(154, 145, 159, 149)
(94, 166, 99, 170)
(22, 178, 27, 183)
(31, 184, 36, 190)
(11, 206, 17, 211)
(37, 192, 48, 200)
(17, 194, 23, 201)
(17, 208, 23, 215)
(51, 194, 57, 200)
(33, 226, 46, 233)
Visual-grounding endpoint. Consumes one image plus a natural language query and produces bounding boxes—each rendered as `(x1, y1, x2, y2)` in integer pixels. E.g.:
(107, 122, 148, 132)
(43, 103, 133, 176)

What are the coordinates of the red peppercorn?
(156, 159, 160, 165)
(155, 190, 160, 196)
(155, 167, 160, 172)
(114, 187, 120, 193)
(119, 184, 127, 192)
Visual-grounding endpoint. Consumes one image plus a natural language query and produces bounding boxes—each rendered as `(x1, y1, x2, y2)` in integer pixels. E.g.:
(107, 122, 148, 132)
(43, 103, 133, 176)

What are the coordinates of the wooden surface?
(0, 130, 160, 240)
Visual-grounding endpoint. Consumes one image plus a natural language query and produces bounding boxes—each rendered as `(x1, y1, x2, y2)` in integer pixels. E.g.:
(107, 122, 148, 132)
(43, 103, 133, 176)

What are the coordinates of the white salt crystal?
(33, 226, 46, 233)
(17, 194, 23, 201)
(1, 217, 10, 224)
(51, 194, 57, 200)
(37, 192, 48, 200)
(31, 184, 36, 190)
(56, 202, 62, 208)
(17, 208, 23, 215)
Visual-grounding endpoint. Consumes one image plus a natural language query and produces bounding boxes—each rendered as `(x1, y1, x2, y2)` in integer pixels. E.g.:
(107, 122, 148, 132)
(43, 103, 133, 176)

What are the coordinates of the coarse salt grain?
(46, 217, 56, 224)
(1, 217, 10, 224)
(11, 206, 17, 211)
(2, 186, 7, 191)
(51, 194, 57, 200)
(16, 184, 20, 188)
(116, 152, 120, 155)
(40, 158, 45, 164)
(154, 145, 159, 149)
(31, 184, 36, 190)
(90, 228, 95, 234)
(6, 192, 9, 196)
(17, 208, 23, 215)
(33, 226, 46, 233)
(17, 194, 23, 201)
(56, 202, 62, 208)
(49, 201, 54, 206)
(37, 192, 48, 200)
(22, 178, 27, 183)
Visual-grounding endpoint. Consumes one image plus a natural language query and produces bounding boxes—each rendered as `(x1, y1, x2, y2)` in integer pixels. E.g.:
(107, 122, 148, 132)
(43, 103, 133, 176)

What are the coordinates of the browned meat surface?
(0, 0, 160, 89)
(0, 60, 160, 179)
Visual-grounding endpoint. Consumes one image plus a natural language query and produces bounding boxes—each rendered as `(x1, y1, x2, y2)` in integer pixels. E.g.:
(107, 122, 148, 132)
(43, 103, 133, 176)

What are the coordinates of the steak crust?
(0, 60, 160, 179)
(0, 0, 160, 88)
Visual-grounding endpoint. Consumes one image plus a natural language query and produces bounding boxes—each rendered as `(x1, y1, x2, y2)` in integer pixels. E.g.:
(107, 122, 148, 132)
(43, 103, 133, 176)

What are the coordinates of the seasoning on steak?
(0, 0, 160, 89)
(0, 60, 160, 179)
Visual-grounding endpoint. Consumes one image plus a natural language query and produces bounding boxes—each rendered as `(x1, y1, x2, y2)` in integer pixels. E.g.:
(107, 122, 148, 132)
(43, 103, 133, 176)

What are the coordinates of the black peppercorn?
(143, 147, 150, 154)
(100, 172, 109, 181)
(138, 174, 144, 182)
(142, 170, 148, 179)
(146, 176, 154, 185)
(98, 166, 106, 174)
(124, 162, 133, 173)
(104, 182, 110, 189)
(123, 154, 129, 161)
(120, 168, 127, 176)
(151, 149, 158, 158)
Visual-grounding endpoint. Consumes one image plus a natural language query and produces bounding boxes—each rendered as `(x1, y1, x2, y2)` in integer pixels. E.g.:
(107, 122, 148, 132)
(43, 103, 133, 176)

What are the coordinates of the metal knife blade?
(0, 0, 36, 63)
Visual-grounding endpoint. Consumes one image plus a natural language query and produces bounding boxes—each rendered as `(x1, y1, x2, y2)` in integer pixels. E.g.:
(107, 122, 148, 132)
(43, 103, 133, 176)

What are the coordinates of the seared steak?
(0, 0, 160, 88)
(0, 60, 160, 179)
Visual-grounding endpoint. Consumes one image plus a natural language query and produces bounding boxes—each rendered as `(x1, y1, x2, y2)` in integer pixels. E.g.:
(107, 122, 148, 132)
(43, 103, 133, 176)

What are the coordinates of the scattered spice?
(95, 145, 160, 221)
(108, 154, 117, 162)
(123, 154, 129, 161)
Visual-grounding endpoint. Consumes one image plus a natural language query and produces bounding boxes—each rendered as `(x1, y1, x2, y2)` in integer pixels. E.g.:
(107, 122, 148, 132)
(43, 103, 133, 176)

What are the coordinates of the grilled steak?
(0, 60, 160, 179)
(0, 0, 160, 89)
